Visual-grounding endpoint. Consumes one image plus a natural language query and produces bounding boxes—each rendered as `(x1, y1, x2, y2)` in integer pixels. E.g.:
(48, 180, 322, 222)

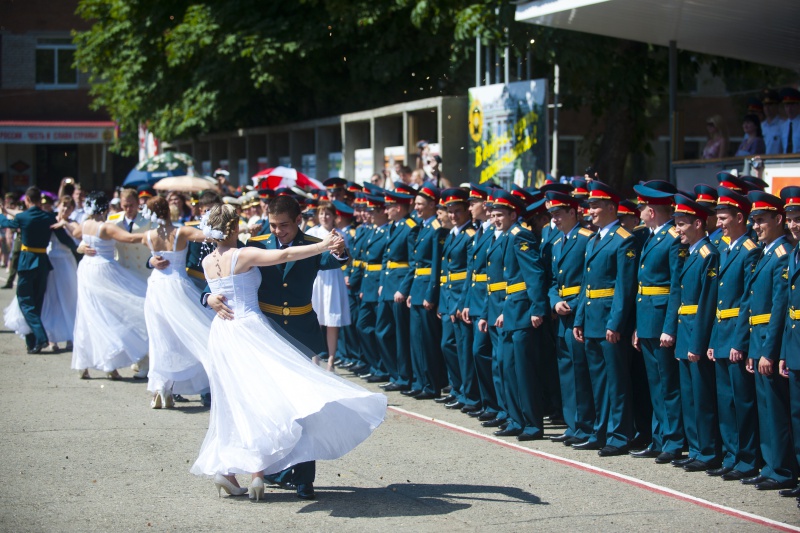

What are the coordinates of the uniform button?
(284, 302, 288, 306)
(488, 262, 491, 266)
(793, 285, 796, 290)
(284, 320, 289, 325)
(681, 285, 684, 288)
(638, 298, 642, 302)
(640, 265, 644, 269)
(387, 249, 391, 252)
(559, 269, 563, 273)
(719, 282, 723, 286)
(719, 300, 722, 304)
(678, 319, 681, 323)
(283, 283, 288, 287)
(587, 267, 591, 272)
(587, 285, 591, 289)
(587, 301, 591, 305)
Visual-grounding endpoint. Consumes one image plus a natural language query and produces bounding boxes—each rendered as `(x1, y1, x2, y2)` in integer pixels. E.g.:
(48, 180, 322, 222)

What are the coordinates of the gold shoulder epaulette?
(107, 212, 123, 222)
(431, 220, 441, 230)
(722, 235, 731, 245)
(521, 222, 531, 231)
(616, 227, 632, 239)
(248, 233, 272, 242)
(465, 228, 476, 237)
(776, 246, 787, 257)
(578, 228, 594, 238)
(405, 218, 417, 228)
(634, 224, 646, 231)
(511, 226, 521, 235)
(668, 227, 679, 238)
(304, 235, 322, 244)
(349, 228, 356, 237)
(742, 239, 757, 251)
(184, 220, 200, 227)
(699, 244, 710, 258)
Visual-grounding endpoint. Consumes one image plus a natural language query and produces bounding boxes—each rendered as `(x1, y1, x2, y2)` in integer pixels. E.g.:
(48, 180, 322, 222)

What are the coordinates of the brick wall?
(1, 34, 36, 88)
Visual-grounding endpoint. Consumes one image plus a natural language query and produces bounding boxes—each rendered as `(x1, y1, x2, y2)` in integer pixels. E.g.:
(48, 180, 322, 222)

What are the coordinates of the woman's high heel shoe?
(248, 477, 265, 501)
(150, 389, 174, 409)
(214, 473, 247, 497)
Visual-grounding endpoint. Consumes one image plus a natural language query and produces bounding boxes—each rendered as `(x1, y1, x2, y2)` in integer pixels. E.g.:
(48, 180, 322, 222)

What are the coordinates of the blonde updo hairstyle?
(205, 204, 239, 241)
(146, 195, 170, 223)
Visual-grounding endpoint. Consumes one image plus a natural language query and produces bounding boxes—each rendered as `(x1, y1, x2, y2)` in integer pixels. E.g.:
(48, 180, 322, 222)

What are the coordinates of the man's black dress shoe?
(564, 437, 586, 446)
(707, 466, 733, 477)
(349, 364, 368, 373)
(467, 408, 485, 417)
(366, 375, 389, 383)
(655, 452, 681, 464)
(629, 448, 660, 459)
(401, 389, 422, 397)
(721, 469, 758, 481)
(517, 433, 543, 442)
(683, 460, 711, 472)
(671, 457, 695, 467)
(481, 418, 505, 428)
(27, 342, 47, 354)
(414, 392, 440, 400)
(494, 427, 522, 437)
(445, 401, 465, 410)
(779, 486, 800, 497)
(598, 446, 628, 457)
(755, 479, 796, 491)
(572, 440, 601, 451)
(383, 383, 409, 392)
(550, 434, 572, 443)
(434, 395, 456, 404)
(741, 475, 767, 485)
(478, 411, 497, 422)
(295, 483, 316, 500)
(462, 405, 481, 414)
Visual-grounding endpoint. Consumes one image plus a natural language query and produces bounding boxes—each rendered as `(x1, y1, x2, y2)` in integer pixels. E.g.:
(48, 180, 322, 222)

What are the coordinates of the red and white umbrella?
(252, 166, 324, 190)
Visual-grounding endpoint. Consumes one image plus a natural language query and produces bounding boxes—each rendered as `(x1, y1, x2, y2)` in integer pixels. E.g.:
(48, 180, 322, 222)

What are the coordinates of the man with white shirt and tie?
(780, 88, 800, 154)
(761, 89, 785, 155)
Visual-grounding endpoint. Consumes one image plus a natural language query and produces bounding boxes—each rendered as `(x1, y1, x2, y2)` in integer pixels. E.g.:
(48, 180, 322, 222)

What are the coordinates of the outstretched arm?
(101, 222, 145, 244)
(237, 232, 341, 270)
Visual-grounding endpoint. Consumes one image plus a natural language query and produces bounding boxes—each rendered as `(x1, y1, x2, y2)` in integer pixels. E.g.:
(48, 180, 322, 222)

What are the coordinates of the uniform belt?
(449, 271, 467, 281)
(558, 285, 581, 298)
(789, 308, 800, 320)
(506, 282, 527, 294)
(185, 267, 205, 280)
(678, 305, 698, 315)
(586, 288, 615, 299)
(365, 263, 383, 272)
(415, 268, 432, 276)
(341, 264, 348, 271)
(638, 285, 670, 296)
(487, 282, 507, 294)
(352, 260, 364, 268)
(259, 302, 314, 317)
(715, 307, 740, 320)
(472, 273, 487, 282)
(386, 261, 409, 269)
(749, 313, 771, 325)
(21, 245, 47, 254)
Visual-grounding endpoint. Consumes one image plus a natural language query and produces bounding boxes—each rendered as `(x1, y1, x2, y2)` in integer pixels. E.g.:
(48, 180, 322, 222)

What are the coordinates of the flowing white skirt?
(145, 274, 213, 395)
(71, 258, 149, 372)
(190, 310, 386, 477)
(2, 253, 78, 343)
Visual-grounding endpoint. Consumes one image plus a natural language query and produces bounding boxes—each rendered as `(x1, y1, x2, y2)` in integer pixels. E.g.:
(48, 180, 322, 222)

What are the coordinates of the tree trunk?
(593, 97, 636, 195)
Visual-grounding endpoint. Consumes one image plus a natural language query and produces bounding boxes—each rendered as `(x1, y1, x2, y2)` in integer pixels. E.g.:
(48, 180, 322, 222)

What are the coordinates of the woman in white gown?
(306, 201, 351, 371)
(2, 195, 79, 350)
(141, 196, 214, 409)
(190, 205, 386, 500)
(67, 192, 149, 379)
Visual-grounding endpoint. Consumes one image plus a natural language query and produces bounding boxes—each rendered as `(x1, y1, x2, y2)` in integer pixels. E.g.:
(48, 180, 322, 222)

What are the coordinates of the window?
(35, 38, 77, 89)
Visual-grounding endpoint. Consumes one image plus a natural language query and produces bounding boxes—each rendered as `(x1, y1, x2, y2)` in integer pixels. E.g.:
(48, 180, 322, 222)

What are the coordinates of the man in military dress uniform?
(341, 194, 370, 371)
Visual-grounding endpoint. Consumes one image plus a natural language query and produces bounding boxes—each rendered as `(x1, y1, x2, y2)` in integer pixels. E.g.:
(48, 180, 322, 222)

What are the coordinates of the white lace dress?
(3, 234, 78, 343)
(190, 250, 386, 477)
(71, 225, 149, 372)
(144, 231, 213, 395)
(306, 226, 351, 327)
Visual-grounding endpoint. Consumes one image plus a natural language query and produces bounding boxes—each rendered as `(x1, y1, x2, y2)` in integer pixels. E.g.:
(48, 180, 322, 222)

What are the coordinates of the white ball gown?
(190, 250, 386, 478)
(71, 225, 149, 372)
(144, 231, 212, 395)
(306, 226, 351, 327)
(3, 234, 78, 343)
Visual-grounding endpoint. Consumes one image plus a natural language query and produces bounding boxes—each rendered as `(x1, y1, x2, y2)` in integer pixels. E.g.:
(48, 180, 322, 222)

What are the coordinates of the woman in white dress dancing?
(191, 205, 386, 500)
(66, 192, 149, 379)
(306, 201, 351, 371)
(141, 195, 214, 409)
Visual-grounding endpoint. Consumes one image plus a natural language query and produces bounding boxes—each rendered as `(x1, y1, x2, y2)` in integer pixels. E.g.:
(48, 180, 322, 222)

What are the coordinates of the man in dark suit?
(0, 187, 77, 353)
(206, 195, 347, 500)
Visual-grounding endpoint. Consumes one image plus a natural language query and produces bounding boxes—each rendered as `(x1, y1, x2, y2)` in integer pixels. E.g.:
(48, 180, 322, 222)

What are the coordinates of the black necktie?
(127, 219, 134, 232)
(788, 122, 794, 154)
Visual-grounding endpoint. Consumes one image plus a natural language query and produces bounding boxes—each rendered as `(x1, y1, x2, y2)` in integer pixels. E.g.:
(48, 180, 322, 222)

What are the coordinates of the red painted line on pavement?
(389, 406, 800, 533)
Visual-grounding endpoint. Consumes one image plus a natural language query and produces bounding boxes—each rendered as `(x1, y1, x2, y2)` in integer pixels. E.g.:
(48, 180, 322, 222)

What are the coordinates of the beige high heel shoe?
(77, 369, 89, 379)
(106, 370, 122, 380)
(248, 477, 265, 501)
(214, 473, 247, 497)
(150, 388, 174, 409)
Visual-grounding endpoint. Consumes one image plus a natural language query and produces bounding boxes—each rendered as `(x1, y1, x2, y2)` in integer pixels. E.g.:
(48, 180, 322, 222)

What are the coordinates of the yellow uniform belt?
(259, 302, 314, 317)
(472, 273, 487, 282)
(716, 307, 740, 320)
(558, 286, 581, 298)
(506, 282, 527, 294)
(185, 268, 205, 280)
(365, 263, 383, 272)
(487, 282, 507, 294)
(352, 260, 364, 268)
(386, 261, 409, 269)
(638, 285, 670, 296)
(21, 245, 47, 254)
(449, 271, 467, 282)
(789, 308, 800, 320)
(586, 288, 615, 299)
(415, 267, 431, 276)
(678, 305, 698, 315)
(749, 313, 771, 325)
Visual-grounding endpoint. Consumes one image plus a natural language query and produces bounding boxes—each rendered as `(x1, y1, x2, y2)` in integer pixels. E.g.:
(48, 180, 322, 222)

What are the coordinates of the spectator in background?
(167, 191, 192, 225)
(411, 169, 435, 190)
(423, 155, 443, 187)
(780, 88, 800, 154)
(702, 115, 728, 159)
(370, 172, 386, 189)
(109, 198, 123, 215)
(761, 89, 785, 155)
(214, 169, 233, 196)
(415, 140, 430, 170)
(395, 166, 414, 190)
(734, 115, 766, 156)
